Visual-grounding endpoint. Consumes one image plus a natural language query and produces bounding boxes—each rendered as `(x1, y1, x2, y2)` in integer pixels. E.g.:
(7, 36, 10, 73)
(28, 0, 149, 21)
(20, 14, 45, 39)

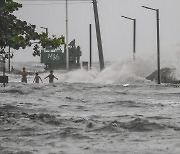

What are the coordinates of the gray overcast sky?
(13, 0, 180, 66)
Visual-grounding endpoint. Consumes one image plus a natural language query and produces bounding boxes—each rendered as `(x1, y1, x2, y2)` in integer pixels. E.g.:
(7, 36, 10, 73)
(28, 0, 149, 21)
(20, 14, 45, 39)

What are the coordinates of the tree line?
(0, 0, 64, 59)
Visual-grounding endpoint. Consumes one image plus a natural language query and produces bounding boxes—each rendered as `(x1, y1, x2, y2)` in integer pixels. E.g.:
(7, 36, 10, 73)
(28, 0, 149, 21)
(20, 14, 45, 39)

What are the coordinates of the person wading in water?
(44, 70, 58, 83)
(21, 67, 28, 83)
(33, 72, 43, 83)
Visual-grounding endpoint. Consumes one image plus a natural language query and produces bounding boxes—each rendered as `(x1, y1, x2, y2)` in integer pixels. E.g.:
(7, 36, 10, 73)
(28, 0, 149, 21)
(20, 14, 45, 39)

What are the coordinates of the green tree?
(0, 0, 64, 59)
(33, 32, 64, 56)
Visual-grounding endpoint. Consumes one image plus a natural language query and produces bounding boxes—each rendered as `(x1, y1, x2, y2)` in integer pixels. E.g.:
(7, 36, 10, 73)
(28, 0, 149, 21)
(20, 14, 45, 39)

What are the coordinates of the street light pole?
(156, 9, 160, 84)
(66, 0, 69, 71)
(40, 27, 48, 36)
(133, 19, 136, 61)
(89, 24, 92, 69)
(142, 6, 161, 84)
(121, 16, 136, 61)
(3, 57, 5, 87)
(8, 46, 11, 73)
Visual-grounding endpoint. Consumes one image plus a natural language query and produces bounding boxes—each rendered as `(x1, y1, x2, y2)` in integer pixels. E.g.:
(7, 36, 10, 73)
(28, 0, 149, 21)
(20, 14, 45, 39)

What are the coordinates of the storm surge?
(1, 79, 180, 153)
(57, 58, 155, 84)
(9, 57, 180, 84)
(1, 60, 180, 153)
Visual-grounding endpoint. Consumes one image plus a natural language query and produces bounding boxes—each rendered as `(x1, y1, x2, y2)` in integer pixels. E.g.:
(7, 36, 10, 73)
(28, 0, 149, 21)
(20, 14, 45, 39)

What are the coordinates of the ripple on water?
(86, 118, 166, 133)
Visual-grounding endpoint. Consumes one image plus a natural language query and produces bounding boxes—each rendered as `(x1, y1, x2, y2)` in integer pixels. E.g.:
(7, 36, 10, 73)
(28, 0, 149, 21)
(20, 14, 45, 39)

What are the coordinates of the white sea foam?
(53, 57, 155, 84)
(7, 55, 180, 85)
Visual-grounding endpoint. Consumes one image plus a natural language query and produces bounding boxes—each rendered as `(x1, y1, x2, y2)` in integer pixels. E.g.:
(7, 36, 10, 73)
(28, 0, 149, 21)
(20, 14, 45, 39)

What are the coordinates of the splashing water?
(1, 59, 180, 154)
(54, 58, 155, 84)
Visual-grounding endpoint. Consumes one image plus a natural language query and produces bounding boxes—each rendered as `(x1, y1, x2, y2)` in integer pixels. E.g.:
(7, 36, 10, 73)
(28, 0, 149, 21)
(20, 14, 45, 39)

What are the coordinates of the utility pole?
(66, 0, 69, 71)
(40, 27, 48, 36)
(89, 24, 92, 69)
(8, 46, 10, 73)
(3, 57, 5, 87)
(92, 0, 104, 70)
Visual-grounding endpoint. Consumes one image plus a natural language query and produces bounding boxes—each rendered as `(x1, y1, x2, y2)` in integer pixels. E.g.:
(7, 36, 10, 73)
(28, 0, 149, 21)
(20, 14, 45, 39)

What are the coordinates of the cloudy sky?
(13, 0, 180, 65)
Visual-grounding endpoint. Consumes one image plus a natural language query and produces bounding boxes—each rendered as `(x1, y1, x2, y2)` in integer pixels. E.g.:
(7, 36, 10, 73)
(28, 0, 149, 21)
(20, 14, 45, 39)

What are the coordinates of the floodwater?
(0, 60, 180, 154)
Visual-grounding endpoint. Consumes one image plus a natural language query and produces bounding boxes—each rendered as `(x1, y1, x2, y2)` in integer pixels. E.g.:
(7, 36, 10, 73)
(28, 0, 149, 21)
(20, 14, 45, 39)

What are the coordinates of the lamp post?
(142, 6, 161, 84)
(2, 56, 5, 87)
(8, 46, 10, 73)
(65, 0, 69, 71)
(40, 26, 48, 36)
(121, 16, 136, 61)
(89, 24, 92, 69)
(0, 52, 7, 87)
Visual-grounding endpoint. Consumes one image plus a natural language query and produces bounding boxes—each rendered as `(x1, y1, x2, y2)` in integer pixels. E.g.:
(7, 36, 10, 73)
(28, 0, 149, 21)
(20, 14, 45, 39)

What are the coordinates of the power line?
(18, 0, 92, 1)
(17, 0, 92, 5)
(21, 2, 91, 5)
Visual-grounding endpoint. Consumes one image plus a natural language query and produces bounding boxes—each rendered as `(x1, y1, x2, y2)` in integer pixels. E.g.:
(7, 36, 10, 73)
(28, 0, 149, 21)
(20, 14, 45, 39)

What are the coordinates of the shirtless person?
(44, 70, 58, 83)
(21, 67, 28, 83)
(33, 72, 43, 83)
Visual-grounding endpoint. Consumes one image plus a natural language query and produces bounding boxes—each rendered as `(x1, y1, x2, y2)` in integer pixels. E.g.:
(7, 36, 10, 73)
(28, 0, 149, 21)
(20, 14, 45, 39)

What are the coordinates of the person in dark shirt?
(45, 70, 58, 83)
